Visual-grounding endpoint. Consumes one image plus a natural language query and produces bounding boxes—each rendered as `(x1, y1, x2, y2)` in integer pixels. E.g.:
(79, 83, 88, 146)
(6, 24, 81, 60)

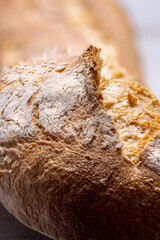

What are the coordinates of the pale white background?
(117, 0, 160, 99)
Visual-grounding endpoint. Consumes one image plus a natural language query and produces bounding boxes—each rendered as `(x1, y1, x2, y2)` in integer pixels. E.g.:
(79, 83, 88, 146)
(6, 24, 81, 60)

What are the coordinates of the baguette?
(0, 46, 160, 240)
(0, 0, 142, 83)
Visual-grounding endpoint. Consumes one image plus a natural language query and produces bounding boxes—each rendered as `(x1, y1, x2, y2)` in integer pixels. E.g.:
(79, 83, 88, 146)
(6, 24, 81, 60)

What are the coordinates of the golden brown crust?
(0, 0, 142, 83)
(0, 46, 160, 239)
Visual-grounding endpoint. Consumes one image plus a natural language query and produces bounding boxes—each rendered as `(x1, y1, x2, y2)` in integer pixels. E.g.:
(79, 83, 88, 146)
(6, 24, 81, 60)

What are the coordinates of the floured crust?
(0, 46, 160, 240)
(140, 134, 160, 176)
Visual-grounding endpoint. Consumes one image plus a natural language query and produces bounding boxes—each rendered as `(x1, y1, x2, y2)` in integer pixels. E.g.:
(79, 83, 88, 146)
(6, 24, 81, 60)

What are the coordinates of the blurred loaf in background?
(0, 0, 142, 83)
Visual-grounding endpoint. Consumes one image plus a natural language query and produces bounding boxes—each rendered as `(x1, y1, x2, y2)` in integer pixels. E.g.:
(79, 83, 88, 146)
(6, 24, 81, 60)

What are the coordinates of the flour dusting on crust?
(140, 134, 160, 175)
(0, 46, 120, 152)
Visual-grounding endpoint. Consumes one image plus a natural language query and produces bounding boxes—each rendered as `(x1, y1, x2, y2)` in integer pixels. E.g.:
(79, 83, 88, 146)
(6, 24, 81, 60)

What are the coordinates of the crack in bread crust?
(100, 62, 160, 164)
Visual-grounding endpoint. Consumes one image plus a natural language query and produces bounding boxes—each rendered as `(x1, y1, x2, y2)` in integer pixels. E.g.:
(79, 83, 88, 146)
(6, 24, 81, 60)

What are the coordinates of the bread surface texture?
(0, 46, 160, 240)
(0, 0, 142, 83)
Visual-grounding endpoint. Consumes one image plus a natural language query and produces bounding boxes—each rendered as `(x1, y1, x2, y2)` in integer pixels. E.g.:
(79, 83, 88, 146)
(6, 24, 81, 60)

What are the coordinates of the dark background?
(0, 203, 51, 240)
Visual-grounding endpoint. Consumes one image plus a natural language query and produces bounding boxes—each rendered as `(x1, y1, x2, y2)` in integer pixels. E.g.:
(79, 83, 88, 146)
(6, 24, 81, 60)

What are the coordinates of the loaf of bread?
(0, 0, 142, 83)
(0, 46, 160, 240)
(1, 0, 156, 239)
